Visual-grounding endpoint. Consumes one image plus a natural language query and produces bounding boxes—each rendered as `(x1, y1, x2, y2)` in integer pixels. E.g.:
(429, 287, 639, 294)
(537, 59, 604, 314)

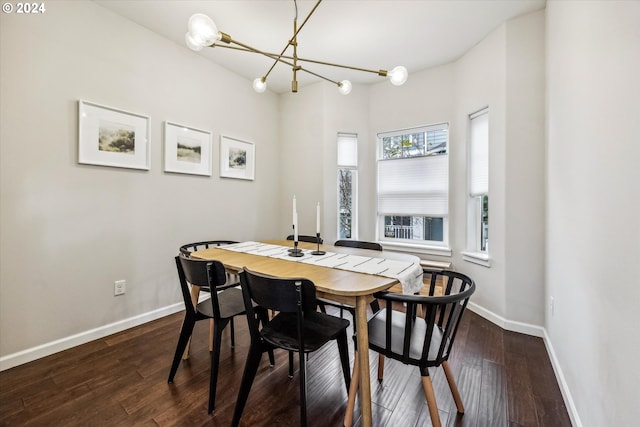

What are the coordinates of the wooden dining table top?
(190, 239, 419, 303)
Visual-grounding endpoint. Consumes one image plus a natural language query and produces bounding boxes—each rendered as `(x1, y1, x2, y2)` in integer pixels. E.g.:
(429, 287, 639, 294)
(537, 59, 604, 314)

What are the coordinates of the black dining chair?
(333, 239, 383, 251)
(179, 239, 239, 255)
(344, 270, 476, 427)
(317, 240, 383, 320)
(286, 234, 323, 244)
(178, 240, 239, 351)
(232, 268, 351, 427)
(168, 254, 247, 414)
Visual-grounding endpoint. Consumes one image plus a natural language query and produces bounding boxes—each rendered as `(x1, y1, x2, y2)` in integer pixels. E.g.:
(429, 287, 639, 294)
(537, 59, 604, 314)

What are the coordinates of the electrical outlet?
(114, 280, 126, 296)
(550, 296, 554, 316)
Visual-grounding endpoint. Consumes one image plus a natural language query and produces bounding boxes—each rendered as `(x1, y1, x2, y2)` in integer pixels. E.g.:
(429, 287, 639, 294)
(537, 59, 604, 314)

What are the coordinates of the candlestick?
(311, 232, 326, 256)
(288, 236, 304, 257)
(316, 202, 320, 234)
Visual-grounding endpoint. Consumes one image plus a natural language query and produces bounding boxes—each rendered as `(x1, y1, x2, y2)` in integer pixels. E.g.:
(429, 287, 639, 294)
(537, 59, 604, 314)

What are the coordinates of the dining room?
(1, 1, 639, 426)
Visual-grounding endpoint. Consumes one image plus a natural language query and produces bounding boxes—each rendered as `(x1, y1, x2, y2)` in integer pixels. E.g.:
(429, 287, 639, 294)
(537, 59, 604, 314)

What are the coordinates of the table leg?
(355, 295, 372, 427)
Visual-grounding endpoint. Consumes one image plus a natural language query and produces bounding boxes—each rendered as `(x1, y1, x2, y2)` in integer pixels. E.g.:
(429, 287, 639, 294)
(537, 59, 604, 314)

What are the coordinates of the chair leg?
(377, 354, 385, 382)
(442, 361, 464, 414)
(288, 351, 294, 378)
(230, 318, 235, 348)
(168, 316, 196, 383)
(209, 319, 214, 352)
(337, 331, 351, 393)
(421, 374, 442, 427)
(344, 351, 360, 427)
(298, 349, 308, 427)
(268, 349, 275, 367)
(208, 319, 227, 414)
(255, 308, 275, 367)
(231, 345, 263, 427)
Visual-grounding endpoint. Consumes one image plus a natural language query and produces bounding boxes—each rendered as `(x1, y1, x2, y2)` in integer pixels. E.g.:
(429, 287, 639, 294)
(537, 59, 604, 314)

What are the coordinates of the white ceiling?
(94, 0, 546, 94)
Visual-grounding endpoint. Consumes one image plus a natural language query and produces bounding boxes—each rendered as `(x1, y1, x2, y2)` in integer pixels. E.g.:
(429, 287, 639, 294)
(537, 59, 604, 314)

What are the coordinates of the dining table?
(191, 239, 421, 427)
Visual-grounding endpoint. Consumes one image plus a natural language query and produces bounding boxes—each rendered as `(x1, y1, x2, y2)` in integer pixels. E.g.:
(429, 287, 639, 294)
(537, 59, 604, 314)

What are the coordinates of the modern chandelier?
(184, 0, 408, 95)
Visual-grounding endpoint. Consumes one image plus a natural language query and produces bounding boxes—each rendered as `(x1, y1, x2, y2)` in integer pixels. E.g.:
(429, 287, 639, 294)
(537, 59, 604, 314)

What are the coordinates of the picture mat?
(220, 135, 255, 180)
(164, 122, 212, 176)
(78, 100, 150, 170)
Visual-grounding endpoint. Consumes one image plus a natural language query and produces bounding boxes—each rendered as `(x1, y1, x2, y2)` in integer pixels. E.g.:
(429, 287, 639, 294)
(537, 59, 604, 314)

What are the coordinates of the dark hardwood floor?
(0, 308, 571, 426)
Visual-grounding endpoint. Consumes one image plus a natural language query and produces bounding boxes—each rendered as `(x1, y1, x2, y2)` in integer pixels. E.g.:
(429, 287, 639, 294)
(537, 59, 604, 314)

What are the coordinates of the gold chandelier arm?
(211, 39, 341, 86)
(290, 56, 388, 76)
(211, 43, 388, 77)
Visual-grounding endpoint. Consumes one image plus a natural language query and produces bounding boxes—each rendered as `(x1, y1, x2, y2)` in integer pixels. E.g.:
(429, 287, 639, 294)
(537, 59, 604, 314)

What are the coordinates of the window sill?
(380, 241, 452, 257)
(461, 251, 491, 268)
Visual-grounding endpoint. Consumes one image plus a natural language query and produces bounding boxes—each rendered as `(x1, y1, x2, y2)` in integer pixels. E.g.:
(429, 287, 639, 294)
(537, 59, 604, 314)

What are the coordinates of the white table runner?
(221, 241, 424, 294)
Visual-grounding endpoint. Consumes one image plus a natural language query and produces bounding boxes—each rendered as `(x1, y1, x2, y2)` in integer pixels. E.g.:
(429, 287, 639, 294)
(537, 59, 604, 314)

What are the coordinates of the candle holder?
(311, 232, 326, 256)
(288, 240, 304, 257)
(288, 224, 300, 253)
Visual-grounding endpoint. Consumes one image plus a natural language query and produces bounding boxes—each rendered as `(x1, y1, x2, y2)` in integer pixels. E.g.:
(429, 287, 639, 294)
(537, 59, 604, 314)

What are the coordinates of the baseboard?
(0, 303, 184, 372)
(467, 301, 582, 427)
(542, 329, 583, 427)
(467, 302, 546, 337)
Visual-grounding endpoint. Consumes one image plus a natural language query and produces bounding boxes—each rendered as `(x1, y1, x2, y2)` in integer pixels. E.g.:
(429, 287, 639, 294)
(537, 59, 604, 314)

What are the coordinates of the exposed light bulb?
(184, 32, 203, 51)
(187, 13, 220, 47)
(388, 65, 408, 86)
(338, 80, 352, 95)
(253, 77, 267, 93)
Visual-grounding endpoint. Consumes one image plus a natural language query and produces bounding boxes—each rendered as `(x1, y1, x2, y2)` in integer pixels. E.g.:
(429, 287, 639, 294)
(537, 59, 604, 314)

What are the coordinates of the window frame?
(463, 107, 491, 267)
(375, 123, 451, 256)
(337, 133, 358, 240)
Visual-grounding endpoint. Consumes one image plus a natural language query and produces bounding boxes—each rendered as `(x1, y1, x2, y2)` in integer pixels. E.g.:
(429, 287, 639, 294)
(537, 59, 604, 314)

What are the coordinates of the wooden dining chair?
(179, 240, 239, 350)
(232, 268, 351, 427)
(168, 254, 247, 414)
(317, 240, 383, 320)
(344, 270, 476, 427)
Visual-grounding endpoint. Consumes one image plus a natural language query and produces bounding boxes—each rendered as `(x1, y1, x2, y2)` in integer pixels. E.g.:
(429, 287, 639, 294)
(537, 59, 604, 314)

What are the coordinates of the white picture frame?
(219, 135, 255, 180)
(164, 122, 212, 176)
(78, 100, 150, 170)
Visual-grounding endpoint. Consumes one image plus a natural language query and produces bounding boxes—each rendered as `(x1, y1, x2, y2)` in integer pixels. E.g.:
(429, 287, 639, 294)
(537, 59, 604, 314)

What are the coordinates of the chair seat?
(262, 311, 350, 353)
(368, 308, 446, 363)
(196, 286, 246, 320)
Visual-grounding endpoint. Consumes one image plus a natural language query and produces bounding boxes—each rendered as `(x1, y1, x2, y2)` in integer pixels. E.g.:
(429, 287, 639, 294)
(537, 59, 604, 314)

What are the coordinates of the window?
(465, 108, 489, 264)
(337, 133, 357, 239)
(377, 124, 449, 251)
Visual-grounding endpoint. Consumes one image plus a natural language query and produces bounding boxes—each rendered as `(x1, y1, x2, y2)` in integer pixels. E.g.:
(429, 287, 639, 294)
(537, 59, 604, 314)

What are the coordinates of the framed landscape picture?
(78, 100, 150, 170)
(164, 122, 212, 176)
(220, 135, 255, 180)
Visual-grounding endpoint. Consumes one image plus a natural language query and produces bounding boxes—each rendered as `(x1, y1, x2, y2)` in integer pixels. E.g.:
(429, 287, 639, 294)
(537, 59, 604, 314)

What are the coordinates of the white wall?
(0, 1, 280, 361)
(278, 84, 325, 237)
(504, 11, 546, 326)
(451, 25, 509, 319)
(546, 1, 640, 426)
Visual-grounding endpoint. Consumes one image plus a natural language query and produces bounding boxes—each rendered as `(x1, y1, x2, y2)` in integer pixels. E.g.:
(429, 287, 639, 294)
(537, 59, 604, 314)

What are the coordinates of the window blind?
(469, 109, 488, 196)
(337, 133, 357, 167)
(377, 154, 449, 217)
